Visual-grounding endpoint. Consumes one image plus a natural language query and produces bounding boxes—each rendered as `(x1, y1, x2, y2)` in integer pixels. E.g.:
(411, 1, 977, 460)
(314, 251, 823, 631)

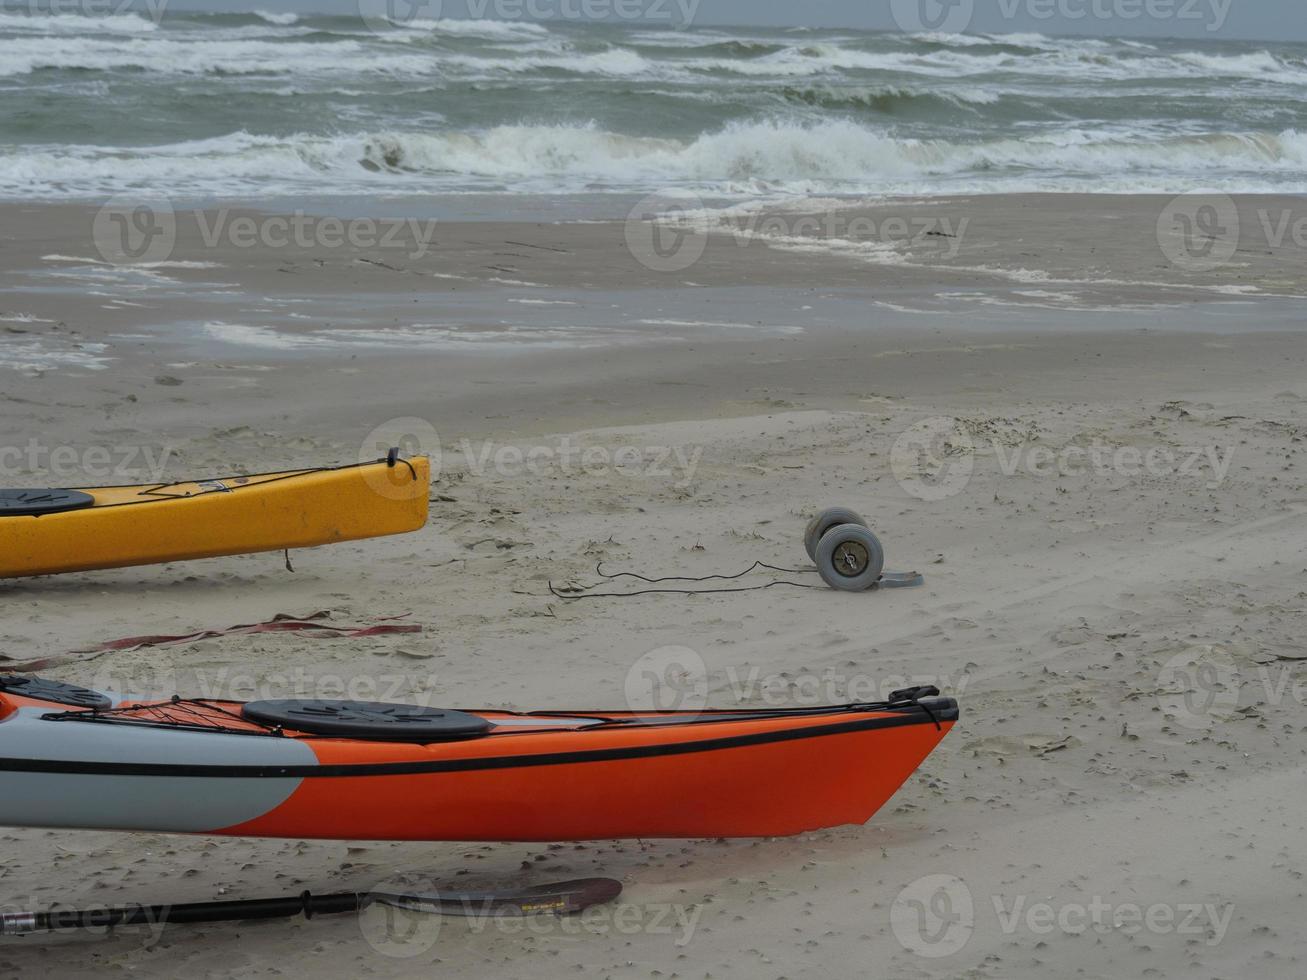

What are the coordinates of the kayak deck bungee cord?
(0, 675, 956, 842)
(0, 452, 429, 578)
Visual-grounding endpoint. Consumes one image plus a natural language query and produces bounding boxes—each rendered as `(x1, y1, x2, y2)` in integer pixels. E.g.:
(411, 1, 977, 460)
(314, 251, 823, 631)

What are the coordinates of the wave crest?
(781, 84, 998, 112)
(254, 11, 299, 26)
(0, 11, 156, 34)
(6, 123, 1307, 198)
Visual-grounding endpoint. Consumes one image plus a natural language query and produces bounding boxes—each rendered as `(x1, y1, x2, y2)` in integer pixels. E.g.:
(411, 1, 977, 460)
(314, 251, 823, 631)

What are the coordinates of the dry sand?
(0, 195, 1305, 978)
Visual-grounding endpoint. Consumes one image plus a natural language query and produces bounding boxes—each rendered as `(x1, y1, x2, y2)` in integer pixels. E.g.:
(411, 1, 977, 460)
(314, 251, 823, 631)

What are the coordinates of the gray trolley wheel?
(803, 507, 868, 562)
(814, 524, 886, 592)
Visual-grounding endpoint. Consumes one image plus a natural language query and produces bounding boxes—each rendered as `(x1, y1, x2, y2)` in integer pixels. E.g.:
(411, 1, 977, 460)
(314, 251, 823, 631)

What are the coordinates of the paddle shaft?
(2, 891, 364, 934)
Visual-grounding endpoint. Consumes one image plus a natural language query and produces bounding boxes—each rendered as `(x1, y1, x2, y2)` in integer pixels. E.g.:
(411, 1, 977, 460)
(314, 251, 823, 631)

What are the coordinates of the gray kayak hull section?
(0, 708, 313, 833)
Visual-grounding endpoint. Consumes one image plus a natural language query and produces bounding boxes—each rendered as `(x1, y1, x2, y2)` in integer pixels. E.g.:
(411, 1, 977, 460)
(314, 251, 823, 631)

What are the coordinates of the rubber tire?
(815, 524, 885, 592)
(803, 507, 868, 562)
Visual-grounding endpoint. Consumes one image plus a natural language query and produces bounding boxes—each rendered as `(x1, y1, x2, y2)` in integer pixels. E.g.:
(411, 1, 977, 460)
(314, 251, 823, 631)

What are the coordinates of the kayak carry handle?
(887, 685, 940, 704)
(384, 447, 418, 482)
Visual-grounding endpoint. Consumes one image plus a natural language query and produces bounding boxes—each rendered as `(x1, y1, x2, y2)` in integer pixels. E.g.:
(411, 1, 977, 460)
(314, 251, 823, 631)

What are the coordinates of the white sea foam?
(440, 46, 650, 76)
(3, 19, 1306, 199)
(636, 318, 803, 334)
(41, 253, 105, 263)
(0, 339, 110, 373)
(398, 18, 550, 39)
(0, 312, 56, 323)
(204, 322, 318, 350)
(696, 41, 1307, 86)
(627, 30, 775, 49)
(39, 254, 222, 270)
(21, 27, 1296, 87)
(0, 36, 435, 76)
(253, 11, 299, 26)
(0, 11, 156, 34)
(7, 120, 1307, 199)
(203, 320, 630, 352)
(350, 120, 1307, 186)
(136, 260, 224, 269)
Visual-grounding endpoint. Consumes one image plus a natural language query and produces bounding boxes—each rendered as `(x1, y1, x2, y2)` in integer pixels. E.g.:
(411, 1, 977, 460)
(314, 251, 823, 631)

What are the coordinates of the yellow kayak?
(0, 455, 429, 579)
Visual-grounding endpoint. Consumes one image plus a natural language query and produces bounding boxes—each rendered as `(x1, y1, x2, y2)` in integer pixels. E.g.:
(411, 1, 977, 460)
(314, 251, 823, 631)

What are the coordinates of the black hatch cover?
(0, 489, 95, 516)
(0, 675, 112, 709)
(242, 699, 493, 742)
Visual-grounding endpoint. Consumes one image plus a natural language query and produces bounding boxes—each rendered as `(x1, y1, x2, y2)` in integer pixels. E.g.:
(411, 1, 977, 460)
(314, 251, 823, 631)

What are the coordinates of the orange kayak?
(0, 455, 429, 578)
(0, 676, 956, 841)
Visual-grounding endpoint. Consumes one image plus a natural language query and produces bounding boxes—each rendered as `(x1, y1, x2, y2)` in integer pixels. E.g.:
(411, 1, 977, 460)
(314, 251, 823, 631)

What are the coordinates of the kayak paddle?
(0, 877, 623, 936)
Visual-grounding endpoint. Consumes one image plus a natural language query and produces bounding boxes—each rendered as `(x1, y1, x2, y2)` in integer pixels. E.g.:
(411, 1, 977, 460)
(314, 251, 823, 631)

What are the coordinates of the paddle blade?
(374, 877, 623, 917)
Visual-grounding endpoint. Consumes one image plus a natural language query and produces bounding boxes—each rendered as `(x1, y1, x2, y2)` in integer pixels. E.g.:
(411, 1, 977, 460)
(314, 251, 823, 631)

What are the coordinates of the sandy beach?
(0, 191, 1303, 977)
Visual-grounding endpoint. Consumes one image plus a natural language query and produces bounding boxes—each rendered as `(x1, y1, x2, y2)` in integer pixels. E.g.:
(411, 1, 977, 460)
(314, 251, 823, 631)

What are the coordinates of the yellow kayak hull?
(0, 457, 429, 579)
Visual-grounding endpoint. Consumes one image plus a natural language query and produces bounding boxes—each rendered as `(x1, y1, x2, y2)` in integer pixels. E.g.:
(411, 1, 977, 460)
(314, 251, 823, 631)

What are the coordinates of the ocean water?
(1, 9, 1306, 201)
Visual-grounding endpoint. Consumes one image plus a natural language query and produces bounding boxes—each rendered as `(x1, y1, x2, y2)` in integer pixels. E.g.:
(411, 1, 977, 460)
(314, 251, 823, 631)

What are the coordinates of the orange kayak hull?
(0, 679, 955, 842)
(225, 713, 954, 840)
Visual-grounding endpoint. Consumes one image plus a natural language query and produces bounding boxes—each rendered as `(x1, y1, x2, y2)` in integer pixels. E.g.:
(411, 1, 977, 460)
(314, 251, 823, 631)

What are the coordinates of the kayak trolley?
(804, 507, 920, 593)
(549, 510, 923, 600)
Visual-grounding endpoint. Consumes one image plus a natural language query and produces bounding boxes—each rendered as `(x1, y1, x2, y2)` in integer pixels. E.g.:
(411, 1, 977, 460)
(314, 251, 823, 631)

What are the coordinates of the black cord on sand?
(548, 560, 824, 600)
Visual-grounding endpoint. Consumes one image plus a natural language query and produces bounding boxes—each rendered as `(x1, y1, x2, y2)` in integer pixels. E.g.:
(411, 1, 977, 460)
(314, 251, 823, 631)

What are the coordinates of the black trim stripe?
(69, 457, 404, 493)
(0, 702, 956, 780)
(60, 462, 418, 522)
